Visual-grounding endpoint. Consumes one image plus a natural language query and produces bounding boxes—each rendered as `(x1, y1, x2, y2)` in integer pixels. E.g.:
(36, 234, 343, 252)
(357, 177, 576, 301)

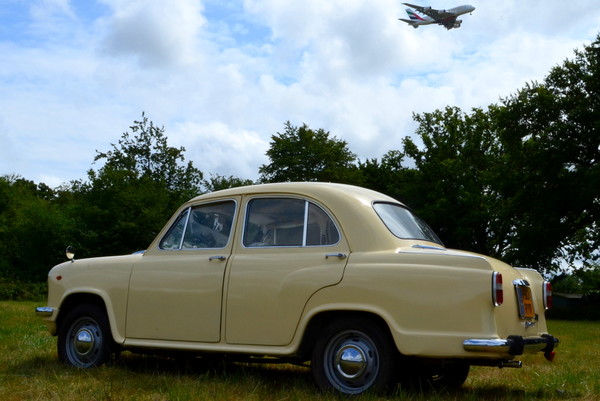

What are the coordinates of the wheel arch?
(297, 310, 396, 361)
(57, 292, 123, 344)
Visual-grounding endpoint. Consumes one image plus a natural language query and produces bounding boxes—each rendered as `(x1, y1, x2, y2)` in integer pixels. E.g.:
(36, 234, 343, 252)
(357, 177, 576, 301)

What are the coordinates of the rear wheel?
(58, 304, 114, 368)
(311, 317, 398, 395)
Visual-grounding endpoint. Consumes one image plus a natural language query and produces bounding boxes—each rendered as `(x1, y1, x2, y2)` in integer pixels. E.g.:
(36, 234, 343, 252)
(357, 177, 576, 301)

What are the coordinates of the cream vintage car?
(36, 182, 558, 395)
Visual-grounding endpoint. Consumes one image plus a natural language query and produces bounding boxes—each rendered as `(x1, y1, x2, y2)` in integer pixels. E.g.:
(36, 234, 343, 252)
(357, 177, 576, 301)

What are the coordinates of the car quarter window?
(373, 202, 442, 244)
(159, 200, 236, 250)
(243, 198, 340, 247)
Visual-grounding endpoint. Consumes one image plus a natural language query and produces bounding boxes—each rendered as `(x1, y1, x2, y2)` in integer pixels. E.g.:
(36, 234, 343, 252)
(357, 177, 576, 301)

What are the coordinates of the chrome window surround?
(241, 196, 342, 248)
(372, 201, 443, 245)
(158, 199, 238, 251)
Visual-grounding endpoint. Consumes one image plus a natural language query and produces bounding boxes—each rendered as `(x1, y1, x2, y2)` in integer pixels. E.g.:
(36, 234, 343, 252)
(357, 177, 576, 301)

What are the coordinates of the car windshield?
(373, 202, 443, 245)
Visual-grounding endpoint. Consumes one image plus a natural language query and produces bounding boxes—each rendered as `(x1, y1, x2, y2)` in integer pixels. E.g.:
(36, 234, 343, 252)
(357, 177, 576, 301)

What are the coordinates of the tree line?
(1, 35, 599, 293)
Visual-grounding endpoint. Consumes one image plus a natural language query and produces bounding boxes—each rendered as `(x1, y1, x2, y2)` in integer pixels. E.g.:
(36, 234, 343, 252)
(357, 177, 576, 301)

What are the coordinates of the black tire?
(57, 304, 114, 368)
(311, 317, 398, 395)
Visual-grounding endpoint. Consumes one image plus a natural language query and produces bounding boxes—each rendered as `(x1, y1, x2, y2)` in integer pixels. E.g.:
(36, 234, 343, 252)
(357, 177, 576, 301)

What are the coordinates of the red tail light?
(492, 272, 503, 306)
(543, 281, 553, 310)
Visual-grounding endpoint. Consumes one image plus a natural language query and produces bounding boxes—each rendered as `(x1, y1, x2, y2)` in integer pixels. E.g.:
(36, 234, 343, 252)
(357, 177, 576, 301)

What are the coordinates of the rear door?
(225, 196, 350, 345)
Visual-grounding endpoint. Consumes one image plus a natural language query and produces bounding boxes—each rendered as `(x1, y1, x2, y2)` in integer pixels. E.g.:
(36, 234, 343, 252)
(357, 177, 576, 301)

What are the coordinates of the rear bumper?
(463, 334, 558, 359)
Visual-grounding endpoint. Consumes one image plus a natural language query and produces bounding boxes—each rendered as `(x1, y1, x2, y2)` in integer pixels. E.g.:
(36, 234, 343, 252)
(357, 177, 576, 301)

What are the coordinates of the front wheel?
(311, 317, 398, 395)
(58, 304, 114, 368)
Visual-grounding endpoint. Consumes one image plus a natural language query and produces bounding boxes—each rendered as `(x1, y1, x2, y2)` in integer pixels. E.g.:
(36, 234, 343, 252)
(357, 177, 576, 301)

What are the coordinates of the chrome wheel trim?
(65, 316, 104, 367)
(74, 328, 95, 356)
(323, 330, 380, 394)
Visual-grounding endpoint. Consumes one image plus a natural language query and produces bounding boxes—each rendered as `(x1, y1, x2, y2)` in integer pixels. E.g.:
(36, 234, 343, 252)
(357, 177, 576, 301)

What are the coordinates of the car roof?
(187, 182, 402, 205)
(152, 182, 417, 253)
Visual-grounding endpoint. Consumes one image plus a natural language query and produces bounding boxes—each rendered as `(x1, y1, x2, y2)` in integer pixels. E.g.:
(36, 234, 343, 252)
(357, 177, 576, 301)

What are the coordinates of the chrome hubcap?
(335, 344, 367, 379)
(323, 330, 380, 394)
(65, 316, 103, 367)
(74, 328, 95, 356)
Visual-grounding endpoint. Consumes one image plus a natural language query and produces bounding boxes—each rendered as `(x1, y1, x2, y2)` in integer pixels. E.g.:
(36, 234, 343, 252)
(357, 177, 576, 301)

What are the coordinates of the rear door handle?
(209, 255, 226, 262)
(325, 253, 347, 259)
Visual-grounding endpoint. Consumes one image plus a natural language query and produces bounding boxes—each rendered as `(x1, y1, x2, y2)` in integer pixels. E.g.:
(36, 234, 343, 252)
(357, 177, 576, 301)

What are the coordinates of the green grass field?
(1, 301, 599, 401)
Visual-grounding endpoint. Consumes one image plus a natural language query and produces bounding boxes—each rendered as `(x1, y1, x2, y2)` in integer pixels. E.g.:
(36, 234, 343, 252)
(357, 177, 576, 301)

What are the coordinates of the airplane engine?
(424, 6, 431, 10)
(453, 20, 462, 28)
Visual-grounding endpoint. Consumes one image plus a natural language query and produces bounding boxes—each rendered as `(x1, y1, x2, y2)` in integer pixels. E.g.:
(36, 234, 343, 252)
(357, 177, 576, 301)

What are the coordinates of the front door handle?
(209, 255, 226, 262)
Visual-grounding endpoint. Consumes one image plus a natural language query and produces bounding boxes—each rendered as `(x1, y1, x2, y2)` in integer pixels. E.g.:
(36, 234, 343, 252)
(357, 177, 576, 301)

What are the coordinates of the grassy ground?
(1, 301, 598, 401)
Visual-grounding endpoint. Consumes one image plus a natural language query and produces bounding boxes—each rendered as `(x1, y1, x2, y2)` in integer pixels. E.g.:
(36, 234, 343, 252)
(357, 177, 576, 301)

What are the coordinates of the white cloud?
(0, 0, 599, 186)
(172, 121, 269, 179)
(100, 0, 206, 67)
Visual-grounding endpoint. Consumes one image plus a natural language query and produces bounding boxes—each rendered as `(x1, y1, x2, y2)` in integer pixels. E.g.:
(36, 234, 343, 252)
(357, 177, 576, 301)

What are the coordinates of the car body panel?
(42, 254, 140, 342)
(225, 244, 349, 345)
(125, 250, 230, 342)
(37, 182, 556, 365)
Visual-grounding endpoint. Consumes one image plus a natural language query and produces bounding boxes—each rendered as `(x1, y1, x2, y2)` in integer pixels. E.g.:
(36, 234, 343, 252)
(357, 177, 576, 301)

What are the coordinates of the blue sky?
(1, 0, 599, 187)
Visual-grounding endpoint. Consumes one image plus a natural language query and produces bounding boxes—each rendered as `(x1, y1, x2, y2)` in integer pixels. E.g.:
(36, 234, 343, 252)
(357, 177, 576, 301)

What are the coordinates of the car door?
(125, 199, 237, 343)
(225, 196, 350, 346)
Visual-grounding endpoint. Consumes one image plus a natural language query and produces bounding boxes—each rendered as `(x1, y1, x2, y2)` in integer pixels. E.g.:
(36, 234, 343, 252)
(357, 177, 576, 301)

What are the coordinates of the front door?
(126, 199, 237, 342)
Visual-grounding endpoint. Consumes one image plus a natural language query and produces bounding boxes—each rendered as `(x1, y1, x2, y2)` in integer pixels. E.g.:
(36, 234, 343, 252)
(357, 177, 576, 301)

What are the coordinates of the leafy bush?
(0, 277, 47, 301)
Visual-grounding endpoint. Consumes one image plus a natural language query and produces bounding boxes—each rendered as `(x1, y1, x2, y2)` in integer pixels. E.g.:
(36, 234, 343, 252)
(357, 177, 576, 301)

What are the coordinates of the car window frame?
(241, 196, 341, 249)
(372, 201, 443, 245)
(158, 198, 238, 251)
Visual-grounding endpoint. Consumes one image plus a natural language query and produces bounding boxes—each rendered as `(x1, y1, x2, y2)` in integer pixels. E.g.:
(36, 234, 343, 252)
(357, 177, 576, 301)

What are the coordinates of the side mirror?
(66, 246, 75, 261)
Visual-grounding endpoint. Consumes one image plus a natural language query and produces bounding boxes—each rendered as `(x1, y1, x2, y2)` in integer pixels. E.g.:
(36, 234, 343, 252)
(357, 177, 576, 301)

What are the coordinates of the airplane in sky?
(399, 3, 475, 30)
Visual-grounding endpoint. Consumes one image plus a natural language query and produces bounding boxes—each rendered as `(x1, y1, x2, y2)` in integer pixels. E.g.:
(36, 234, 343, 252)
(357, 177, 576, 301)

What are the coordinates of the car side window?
(159, 209, 189, 250)
(243, 198, 340, 247)
(306, 202, 340, 246)
(160, 201, 236, 250)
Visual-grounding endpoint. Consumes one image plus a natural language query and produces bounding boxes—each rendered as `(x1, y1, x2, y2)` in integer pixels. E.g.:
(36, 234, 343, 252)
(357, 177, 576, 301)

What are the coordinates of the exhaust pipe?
(499, 360, 522, 369)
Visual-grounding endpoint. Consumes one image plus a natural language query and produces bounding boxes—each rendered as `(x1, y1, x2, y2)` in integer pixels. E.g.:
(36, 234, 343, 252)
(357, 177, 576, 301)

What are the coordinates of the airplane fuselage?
(399, 4, 475, 30)
(446, 5, 475, 16)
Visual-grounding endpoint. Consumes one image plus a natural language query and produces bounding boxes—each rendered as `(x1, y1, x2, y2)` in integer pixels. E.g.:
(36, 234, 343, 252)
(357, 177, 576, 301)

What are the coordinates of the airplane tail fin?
(405, 9, 422, 22)
(399, 8, 425, 27)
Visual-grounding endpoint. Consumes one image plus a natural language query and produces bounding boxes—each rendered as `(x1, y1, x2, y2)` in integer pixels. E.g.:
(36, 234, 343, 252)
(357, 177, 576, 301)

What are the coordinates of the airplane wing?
(440, 15, 458, 29)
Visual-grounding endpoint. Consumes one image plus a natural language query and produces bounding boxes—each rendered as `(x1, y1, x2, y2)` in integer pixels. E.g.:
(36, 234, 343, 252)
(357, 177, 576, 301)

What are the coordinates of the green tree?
(552, 265, 600, 293)
(259, 122, 358, 183)
(0, 175, 70, 282)
(401, 106, 505, 257)
(399, 35, 600, 273)
(203, 173, 254, 192)
(494, 34, 600, 270)
(356, 150, 420, 206)
(71, 113, 204, 257)
(90, 112, 203, 197)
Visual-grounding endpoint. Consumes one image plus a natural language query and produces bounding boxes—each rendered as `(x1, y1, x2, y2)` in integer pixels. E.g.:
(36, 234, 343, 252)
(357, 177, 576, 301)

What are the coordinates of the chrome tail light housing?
(543, 281, 553, 310)
(492, 271, 503, 307)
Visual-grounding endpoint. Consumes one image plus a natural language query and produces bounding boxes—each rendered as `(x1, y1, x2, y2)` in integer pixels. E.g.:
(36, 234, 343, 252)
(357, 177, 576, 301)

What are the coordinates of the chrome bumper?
(35, 307, 58, 335)
(464, 334, 559, 361)
(35, 306, 55, 317)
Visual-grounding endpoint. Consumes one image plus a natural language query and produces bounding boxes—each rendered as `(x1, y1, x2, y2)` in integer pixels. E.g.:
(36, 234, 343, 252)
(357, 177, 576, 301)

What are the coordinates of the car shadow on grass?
(113, 352, 316, 390)
(8, 354, 580, 401)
